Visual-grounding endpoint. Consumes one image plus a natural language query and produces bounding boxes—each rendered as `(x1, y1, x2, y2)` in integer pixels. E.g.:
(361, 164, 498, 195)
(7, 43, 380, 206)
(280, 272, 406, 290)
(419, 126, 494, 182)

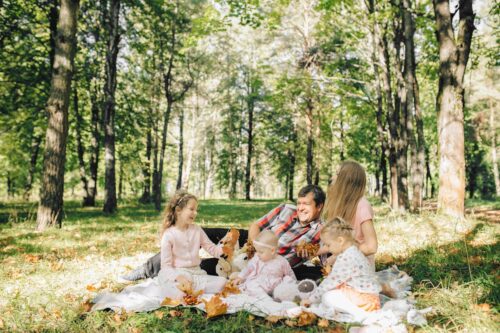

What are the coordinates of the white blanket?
(92, 266, 428, 332)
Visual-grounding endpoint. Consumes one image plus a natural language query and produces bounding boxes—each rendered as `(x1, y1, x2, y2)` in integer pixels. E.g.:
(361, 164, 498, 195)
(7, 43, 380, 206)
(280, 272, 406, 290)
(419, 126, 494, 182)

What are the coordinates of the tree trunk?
(245, 76, 254, 201)
(73, 83, 92, 205)
(491, 99, 500, 196)
(85, 83, 100, 207)
(433, 0, 475, 217)
(176, 109, 184, 190)
(139, 129, 152, 203)
(392, 11, 409, 211)
(102, 0, 120, 214)
(36, 0, 79, 231)
(305, 100, 314, 185)
(402, 0, 425, 212)
(378, 27, 399, 210)
(367, 0, 389, 201)
(288, 129, 297, 202)
(23, 134, 42, 200)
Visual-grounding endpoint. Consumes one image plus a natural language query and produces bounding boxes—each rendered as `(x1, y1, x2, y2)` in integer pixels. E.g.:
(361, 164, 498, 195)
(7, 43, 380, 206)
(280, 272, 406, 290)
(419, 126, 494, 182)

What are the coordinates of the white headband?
(253, 240, 275, 249)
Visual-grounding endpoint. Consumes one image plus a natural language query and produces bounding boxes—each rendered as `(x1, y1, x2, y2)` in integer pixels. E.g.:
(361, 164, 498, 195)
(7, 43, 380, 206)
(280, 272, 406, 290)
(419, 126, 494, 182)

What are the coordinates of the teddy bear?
(272, 276, 317, 303)
(215, 229, 253, 278)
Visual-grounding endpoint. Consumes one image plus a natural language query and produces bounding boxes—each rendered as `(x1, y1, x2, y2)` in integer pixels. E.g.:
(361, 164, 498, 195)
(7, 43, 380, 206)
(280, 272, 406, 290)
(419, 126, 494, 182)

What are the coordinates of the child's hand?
(300, 299, 312, 307)
(175, 274, 191, 285)
(231, 277, 243, 285)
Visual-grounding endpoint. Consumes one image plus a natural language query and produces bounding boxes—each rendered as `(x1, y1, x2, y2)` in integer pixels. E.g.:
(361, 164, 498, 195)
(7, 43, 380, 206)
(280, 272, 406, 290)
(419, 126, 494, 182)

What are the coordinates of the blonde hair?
(160, 190, 197, 236)
(323, 160, 366, 223)
(254, 230, 278, 248)
(321, 217, 355, 241)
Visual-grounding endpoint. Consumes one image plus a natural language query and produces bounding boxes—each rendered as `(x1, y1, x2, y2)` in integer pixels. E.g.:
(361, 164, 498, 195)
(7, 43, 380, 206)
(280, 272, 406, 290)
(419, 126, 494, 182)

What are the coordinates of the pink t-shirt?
(352, 197, 374, 244)
(160, 224, 222, 274)
(239, 255, 296, 293)
(352, 197, 375, 267)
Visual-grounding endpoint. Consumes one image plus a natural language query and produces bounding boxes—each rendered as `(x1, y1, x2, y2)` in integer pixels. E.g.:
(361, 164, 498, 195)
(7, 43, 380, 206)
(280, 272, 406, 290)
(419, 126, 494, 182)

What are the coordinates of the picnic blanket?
(92, 266, 430, 332)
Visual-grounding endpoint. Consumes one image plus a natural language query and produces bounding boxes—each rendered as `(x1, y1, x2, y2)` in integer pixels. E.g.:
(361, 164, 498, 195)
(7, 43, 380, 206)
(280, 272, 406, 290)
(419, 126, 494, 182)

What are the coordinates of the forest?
(0, 0, 498, 332)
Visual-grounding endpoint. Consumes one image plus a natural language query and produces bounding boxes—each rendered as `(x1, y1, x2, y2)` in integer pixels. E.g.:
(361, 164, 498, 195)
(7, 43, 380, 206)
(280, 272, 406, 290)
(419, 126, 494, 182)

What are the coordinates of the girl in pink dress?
(231, 230, 296, 298)
(92, 191, 227, 312)
(157, 191, 227, 295)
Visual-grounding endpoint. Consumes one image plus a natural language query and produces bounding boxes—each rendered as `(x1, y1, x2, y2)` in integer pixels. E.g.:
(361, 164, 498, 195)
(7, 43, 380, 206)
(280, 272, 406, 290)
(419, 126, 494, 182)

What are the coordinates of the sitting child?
(302, 217, 381, 322)
(231, 230, 296, 298)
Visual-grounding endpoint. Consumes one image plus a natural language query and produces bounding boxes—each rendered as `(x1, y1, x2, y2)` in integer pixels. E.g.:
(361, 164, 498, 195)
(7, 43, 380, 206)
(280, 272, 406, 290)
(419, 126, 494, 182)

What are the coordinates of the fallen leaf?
(80, 300, 93, 312)
(245, 240, 256, 259)
(50, 260, 64, 271)
(113, 313, 123, 324)
(0, 318, 4, 329)
(295, 241, 320, 257)
(474, 303, 491, 312)
(265, 315, 282, 323)
(154, 311, 165, 319)
(52, 309, 62, 319)
(203, 295, 227, 318)
(86, 284, 98, 292)
(177, 280, 203, 305)
(327, 326, 346, 333)
(284, 319, 296, 327)
(248, 314, 255, 321)
(161, 297, 182, 307)
(169, 310, 183, 317)
(24, 254, 40, 263)
(183, 295, 200, 305)
(296, 311, 317, 326)
(318, 318, 329, 328)
(321, 265, 332, 277)
(129, 328, 141, 333)
(219, 280, 241, 297)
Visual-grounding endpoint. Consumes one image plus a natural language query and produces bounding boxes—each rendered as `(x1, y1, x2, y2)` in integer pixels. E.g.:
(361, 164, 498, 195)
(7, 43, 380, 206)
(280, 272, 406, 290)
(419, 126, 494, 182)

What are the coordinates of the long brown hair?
(160, 190, 197, 236)
(323, 160, 366, 224)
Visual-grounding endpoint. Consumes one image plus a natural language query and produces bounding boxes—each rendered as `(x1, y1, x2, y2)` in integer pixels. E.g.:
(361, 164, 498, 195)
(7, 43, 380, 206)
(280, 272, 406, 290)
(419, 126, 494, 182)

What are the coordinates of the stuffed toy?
(216, 229, 254, 278)
(273, 276, 317, 303)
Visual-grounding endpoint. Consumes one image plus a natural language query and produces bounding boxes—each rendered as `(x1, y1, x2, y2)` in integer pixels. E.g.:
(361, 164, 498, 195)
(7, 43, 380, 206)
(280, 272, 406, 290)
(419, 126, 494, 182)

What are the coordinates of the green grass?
(0, 198, 498, 332)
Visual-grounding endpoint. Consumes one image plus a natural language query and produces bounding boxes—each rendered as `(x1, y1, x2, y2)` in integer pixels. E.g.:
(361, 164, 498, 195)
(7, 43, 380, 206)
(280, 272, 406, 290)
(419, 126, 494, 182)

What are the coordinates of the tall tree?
(433, 0, 475, 217)
(102, 0, 121, 213)
(36, 0, 79, 231)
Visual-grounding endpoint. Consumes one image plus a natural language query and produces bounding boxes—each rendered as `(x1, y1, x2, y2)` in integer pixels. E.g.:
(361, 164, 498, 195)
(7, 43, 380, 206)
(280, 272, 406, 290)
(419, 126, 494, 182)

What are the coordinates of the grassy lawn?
(0, 198, 498, 332)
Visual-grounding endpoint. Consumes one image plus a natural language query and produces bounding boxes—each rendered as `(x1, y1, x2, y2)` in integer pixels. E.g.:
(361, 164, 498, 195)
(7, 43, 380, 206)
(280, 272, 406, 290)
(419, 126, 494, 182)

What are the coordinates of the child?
(231, 230, 296, 298)
(157, 190, 227, 295)
(302, 217, 381, 322)
(92, 191, 227, 312)
(322, 160, 378, 268)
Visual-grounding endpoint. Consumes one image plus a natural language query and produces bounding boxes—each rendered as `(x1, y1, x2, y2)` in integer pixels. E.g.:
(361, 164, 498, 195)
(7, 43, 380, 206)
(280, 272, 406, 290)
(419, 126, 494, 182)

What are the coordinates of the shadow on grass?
(377, 223, 499, 304)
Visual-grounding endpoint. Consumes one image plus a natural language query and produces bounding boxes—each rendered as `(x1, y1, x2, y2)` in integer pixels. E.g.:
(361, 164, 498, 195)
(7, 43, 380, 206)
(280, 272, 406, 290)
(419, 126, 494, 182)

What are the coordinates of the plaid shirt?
(257, 204, 323, 268)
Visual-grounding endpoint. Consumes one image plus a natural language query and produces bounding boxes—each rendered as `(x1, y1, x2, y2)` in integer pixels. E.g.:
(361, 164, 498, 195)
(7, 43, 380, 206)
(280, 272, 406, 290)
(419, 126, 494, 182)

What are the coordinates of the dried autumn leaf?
(296, 311, 317, 326)
(265, 315, 282, 323)
(183, 295, 200, 305)
(245, 240, 256, 259)
(129, 328, 141, 333)
(321, 265, 332, 277)
(222, 245, 234, 259)
(284, 319, 296, 327)
(86, 284, 98, 292)
(295, 241, 320, 257)
(327, 326, 346, 333)
(203, 295, 227, 318)
(317, 318, 329, 328)
(24, 254, 40, 263)
(0, 318, 4, 329)
(80, 300, 93, 313)
(474, 303, 491, 312)
(219, 280, 241, 297)
(154, 310, 165, 319)
(52, 309, 62, 319)
(161, 297, 182, 307)
(49, 260, 64, 272)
